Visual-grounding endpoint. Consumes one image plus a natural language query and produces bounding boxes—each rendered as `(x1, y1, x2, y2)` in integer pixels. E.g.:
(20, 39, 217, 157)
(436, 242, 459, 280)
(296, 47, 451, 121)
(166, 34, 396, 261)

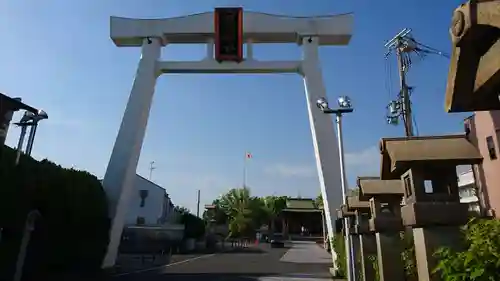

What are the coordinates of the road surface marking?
(112, 254, 216, 277)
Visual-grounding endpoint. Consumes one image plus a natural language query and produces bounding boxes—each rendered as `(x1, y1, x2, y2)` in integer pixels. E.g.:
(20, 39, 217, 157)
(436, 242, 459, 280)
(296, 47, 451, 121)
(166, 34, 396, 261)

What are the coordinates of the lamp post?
(13, 210, 41, 281)
(316, 96, 355, 281)
(13, 111, 35, 165)
(25, 109, 48, 156)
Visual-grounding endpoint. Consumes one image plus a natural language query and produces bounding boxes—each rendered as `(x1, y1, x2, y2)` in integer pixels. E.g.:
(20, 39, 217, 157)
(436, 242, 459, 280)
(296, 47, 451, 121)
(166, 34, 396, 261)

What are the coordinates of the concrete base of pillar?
(376, 232, 405, 281)
(351, 235, 361, 279)
(413, 226, 464, 281)
(329, 267, 347, 280)
(359, 234, 377, 281)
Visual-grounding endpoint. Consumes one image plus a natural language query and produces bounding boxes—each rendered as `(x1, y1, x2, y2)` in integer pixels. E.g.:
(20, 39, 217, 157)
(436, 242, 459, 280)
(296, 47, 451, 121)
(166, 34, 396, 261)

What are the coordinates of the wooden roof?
(0, 93, 38, 113)
(346, 196, 370, 211)
(285, 198, 316, 209)
(357, 177, 403, 197)
(283, 198, 322, 213)
(379, 134, 482, 179)
(337, 205, 355, 218)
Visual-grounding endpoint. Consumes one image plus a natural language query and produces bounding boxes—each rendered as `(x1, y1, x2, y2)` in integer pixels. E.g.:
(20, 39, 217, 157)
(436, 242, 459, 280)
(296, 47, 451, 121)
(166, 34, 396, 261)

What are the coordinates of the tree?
(174, 206, 190, 214)
(0, 145, 110, 280)
(179, 210, 205, 240)
(217, 187, 262, 238)
(202, 199, 229, 224)
(262, 196, 288, 239)
(315, 194, 323, 209)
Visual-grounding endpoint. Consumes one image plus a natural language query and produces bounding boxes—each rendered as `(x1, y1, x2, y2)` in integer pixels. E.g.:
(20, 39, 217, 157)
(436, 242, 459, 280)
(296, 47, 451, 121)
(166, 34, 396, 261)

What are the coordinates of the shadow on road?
(154, 272, 332, 281)
(218, 247, 269, 254)
(153, 272, 277, 281)
(173, 247, 269, 255)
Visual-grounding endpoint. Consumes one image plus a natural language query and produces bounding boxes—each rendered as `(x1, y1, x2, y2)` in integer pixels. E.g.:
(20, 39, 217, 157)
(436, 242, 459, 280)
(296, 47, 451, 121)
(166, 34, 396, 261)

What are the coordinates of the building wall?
(465, 111, 500, 218)
(124, 175, 174, 226)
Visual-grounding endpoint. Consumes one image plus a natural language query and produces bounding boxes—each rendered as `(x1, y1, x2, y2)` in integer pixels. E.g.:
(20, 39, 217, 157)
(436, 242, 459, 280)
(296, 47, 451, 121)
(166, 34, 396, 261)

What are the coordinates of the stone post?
(337, 206, 358, 280)
(345, 196, 374, 281)
(369, 197, 405, 281)
(400, 167, 470, 281)
(357, 176, 407, 281)
(379, 135, 483, 281)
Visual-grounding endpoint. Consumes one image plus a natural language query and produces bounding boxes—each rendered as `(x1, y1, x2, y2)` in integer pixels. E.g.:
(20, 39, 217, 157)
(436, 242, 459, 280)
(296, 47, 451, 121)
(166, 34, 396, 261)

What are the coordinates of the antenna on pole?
(384, 28, 449, 137)
(149, 161, 156, 180)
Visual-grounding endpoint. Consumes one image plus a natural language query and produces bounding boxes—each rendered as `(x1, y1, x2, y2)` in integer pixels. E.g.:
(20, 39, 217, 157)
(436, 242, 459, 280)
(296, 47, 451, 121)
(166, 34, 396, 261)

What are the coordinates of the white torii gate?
(102, 10, 353, 268)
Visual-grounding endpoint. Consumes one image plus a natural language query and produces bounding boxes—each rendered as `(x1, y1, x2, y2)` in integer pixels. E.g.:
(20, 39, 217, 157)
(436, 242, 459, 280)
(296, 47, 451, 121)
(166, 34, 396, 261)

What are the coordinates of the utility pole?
(384, 28, 449, 137)
(149, 161, 156, 180)
(397, 46, 413, 137)
(196, 190, 201, 217)
(385, 28, 414, 137)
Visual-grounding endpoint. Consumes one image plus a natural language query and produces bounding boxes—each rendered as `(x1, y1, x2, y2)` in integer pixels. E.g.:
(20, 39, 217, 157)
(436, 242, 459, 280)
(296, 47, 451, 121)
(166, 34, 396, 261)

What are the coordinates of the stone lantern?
(358, 176, 405, 281)
(379, 135, 482, 281)
(346, 195, 372, 281)
(445, 0, 500, 113)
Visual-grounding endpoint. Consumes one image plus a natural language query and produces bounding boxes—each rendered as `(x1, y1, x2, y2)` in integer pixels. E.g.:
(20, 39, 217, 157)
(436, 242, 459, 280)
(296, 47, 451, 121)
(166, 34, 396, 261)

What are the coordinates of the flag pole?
(243, 152, 247, 188)
(243, 151, 251, 188)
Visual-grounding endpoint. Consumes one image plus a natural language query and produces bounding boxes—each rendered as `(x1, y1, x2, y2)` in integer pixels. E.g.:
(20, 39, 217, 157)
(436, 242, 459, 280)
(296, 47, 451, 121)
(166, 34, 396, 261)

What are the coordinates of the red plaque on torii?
(214, 7, 244, 63)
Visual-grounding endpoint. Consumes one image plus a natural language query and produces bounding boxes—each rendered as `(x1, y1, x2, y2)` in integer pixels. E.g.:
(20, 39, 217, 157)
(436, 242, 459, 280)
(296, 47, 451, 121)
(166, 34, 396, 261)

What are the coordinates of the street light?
(316, 96, 355, 281)
(25, 109, 48, 156)
(13, 210, 41, 281)
(13, 111, 36, 165)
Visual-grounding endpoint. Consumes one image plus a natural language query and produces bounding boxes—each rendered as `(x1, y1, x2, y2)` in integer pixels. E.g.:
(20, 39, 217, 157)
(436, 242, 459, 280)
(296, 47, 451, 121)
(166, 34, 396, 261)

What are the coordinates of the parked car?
(270, 239, 284, 248)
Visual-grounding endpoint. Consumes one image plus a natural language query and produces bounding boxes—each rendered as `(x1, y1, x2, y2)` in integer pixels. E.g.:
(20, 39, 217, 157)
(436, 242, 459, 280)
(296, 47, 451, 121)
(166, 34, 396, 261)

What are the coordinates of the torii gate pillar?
(102, 9, 353, 268)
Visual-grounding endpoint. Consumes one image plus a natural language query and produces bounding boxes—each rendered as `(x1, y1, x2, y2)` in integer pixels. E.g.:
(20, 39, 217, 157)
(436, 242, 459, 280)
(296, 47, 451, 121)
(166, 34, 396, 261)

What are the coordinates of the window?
(424, 180, 433, 194)
(464, 121, 471, 136)
(136, 217, 145, 225)
(404, 176, 413, 198)
(459, 188, 475, 198)
(466, 187, 476, 197)
(486, 136, 497, 160)
(139, 190, 148, 207)
(380, 203, 392, 215)
(468, 203, 480, 213)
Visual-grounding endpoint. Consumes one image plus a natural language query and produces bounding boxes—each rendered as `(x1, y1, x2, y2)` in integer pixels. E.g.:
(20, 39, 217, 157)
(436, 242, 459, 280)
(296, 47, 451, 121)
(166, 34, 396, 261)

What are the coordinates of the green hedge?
(433, 218, 500, 281)
(0, 145, 110, 279)
(332, 234, 347, 278)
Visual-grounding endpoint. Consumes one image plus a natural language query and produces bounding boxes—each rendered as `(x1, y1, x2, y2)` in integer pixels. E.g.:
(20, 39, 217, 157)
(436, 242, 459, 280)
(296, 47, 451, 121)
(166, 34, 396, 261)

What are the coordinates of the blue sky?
(1, 0, 467, 212)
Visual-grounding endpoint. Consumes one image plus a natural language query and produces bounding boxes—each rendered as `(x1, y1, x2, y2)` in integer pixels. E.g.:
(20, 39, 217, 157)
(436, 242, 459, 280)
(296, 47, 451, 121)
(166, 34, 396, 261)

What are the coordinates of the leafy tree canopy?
(205, 187, 292, 238)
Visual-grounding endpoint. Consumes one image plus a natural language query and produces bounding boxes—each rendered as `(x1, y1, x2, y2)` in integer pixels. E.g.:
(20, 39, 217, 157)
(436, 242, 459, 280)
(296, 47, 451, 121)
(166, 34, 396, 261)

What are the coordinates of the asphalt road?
(111, 242, 332, 281)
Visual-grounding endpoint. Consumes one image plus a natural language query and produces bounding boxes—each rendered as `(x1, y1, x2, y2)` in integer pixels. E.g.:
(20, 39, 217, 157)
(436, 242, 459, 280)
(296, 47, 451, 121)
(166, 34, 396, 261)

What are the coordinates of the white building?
(458, 169, 480, 213)
(101, 175, 177, 226)
(125, 175, 178, 226)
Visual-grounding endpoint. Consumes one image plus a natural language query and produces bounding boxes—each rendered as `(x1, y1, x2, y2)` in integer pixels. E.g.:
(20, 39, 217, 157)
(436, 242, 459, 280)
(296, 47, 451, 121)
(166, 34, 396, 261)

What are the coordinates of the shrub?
(368, 255, 379, 281)
(0, 145, 110, 279)
(433, 218, 500, 281)
(180, 212, 205, 240)
(332, 234, 347, 277)
(401, 230, 417, 280)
